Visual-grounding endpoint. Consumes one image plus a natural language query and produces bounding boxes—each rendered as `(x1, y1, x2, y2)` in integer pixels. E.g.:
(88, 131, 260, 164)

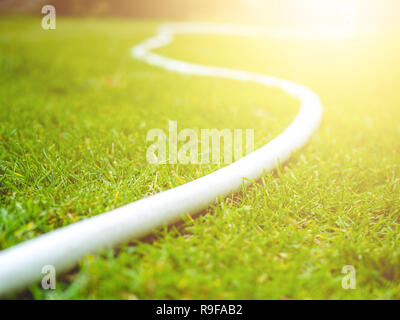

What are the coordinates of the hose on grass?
(0, 22, 322, 295)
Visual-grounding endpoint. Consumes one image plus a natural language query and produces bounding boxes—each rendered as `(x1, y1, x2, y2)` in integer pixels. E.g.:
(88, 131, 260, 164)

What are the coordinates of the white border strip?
(0, 22, 322, 295)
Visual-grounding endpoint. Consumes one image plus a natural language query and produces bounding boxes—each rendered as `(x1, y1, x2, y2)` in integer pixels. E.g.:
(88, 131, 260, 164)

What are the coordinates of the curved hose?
(0, 22, 322, 295)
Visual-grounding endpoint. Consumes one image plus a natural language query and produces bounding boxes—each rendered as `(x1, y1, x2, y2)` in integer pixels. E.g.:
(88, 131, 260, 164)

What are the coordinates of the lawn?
(0, 16, 399, 299)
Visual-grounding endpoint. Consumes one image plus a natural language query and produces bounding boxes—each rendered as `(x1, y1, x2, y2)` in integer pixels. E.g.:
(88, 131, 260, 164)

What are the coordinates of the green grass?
(0, 16, 399, 299)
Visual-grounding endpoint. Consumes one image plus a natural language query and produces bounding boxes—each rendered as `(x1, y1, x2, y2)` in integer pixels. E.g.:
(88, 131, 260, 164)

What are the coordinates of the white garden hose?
(0, 22, 322, 295)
